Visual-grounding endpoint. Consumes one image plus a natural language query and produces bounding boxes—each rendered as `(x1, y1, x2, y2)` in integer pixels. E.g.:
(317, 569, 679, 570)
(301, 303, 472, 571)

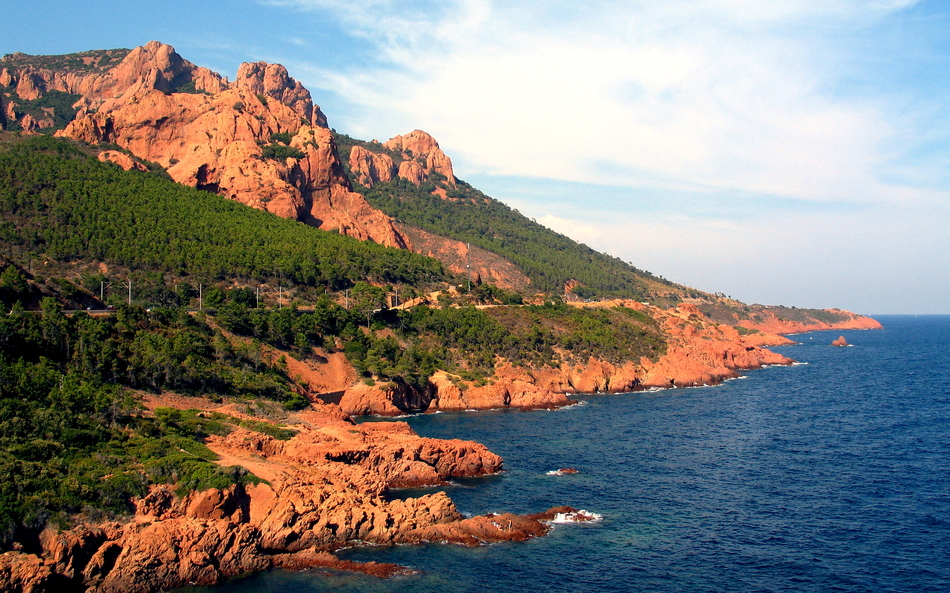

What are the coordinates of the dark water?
(206, 315, 950, 592)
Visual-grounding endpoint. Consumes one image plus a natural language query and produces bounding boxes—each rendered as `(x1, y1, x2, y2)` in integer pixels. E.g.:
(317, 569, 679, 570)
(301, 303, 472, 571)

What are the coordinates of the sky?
(3, 0, 949, 314)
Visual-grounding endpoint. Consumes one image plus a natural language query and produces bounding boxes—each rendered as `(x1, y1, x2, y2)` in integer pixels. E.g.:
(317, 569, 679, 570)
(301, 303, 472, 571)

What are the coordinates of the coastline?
(0, 305, 881, 592)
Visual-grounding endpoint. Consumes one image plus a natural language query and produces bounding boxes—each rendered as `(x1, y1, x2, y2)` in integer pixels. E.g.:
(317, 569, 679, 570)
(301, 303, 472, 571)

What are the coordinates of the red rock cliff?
(0, 407, 566, 592)
(2, 42, 408, 249)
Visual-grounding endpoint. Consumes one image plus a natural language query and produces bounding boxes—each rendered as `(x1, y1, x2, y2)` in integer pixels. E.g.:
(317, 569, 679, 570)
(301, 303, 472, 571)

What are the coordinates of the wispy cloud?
(269, 0, 930, 206)
(264, 0, 948, 312)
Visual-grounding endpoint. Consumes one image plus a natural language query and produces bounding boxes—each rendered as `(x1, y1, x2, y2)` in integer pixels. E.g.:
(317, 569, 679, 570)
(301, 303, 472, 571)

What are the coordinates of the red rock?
(737, 309, 882, 334)
(831, 335, 849, 347)
(234, 61, 324, 125)
(349, 145, 396, 186)
(98, 150, 149, 172)
(384, 130, 457, 186)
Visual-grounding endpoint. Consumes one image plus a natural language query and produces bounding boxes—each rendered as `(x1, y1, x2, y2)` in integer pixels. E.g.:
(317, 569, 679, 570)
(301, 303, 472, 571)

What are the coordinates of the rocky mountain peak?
(384, 129, 456, 186)
(234, 61, 326, 126)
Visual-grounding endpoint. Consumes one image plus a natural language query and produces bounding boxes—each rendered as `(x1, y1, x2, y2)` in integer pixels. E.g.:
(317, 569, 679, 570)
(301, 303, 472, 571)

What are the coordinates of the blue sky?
(4, 0, 949, 314)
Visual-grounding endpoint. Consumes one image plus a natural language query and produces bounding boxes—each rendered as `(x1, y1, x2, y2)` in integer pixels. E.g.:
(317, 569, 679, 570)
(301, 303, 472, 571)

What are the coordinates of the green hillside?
(334, 132, 675, 300)
(0, 135, 446, 292)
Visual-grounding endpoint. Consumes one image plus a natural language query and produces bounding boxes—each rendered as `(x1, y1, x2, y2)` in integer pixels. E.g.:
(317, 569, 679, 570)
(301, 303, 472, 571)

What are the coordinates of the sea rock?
(2, 412, 552, 592)
(831, 335, 849, 347)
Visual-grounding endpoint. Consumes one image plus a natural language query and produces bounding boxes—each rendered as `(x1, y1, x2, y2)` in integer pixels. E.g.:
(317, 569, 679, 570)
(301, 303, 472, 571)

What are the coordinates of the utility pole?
(466, 242, 471, 291)
(100, 280, 111, 305)
(198, 284, 203, 310)
(124, 278, 132, 305)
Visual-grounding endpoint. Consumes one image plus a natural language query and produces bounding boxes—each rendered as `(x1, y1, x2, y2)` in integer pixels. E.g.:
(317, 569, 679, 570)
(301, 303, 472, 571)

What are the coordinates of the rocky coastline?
(0, 41, 885, 592)
(0, 304, 879, 592)
(328, 302, 880, 417)
(0, 404, 581, 592)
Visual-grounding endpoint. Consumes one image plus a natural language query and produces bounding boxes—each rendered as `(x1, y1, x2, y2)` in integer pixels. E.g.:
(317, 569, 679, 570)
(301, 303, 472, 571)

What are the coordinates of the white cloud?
(266, 0, 949, 311)
(273, 0, 932, 207)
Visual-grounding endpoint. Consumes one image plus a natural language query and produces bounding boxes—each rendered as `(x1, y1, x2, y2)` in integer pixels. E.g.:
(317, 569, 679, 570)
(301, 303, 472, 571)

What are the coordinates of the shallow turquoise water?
(197, 315, 950, 592)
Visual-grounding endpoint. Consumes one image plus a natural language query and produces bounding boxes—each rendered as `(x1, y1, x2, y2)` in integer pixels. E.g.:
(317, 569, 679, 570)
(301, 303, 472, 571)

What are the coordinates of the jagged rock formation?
(347, 130, 457, 191)
(832, 335, 849, 347)
(1, 41, 407, 249)
(0, 406, 574, 592)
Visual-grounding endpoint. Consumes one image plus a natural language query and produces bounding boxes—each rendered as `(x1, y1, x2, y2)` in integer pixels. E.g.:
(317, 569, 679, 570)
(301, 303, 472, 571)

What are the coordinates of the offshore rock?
(831, 335, 849, 347)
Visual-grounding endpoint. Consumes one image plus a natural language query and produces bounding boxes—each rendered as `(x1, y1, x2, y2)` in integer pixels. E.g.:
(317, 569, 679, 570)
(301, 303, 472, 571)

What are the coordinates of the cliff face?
(2, 42, 407, 249)
(736, 309, 883, 334)
(291, 301, 800, 417)
(0, 406, 566, 592)
(347, 130, 458, 189)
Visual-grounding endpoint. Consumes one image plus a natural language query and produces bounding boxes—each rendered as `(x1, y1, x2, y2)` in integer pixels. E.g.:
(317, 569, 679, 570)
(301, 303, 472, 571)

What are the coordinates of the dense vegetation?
(0, 298, 308, 548)
(0, 49, 130, 74)
(0, 90, 83, 132)
(696, 301, 853, 327)
(0, 136, 446, 289)
(333, 132, 671, 299)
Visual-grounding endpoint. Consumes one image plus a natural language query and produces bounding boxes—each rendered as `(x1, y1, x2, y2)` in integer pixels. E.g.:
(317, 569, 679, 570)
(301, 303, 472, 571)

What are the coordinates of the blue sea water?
(205, 315, 950, 592)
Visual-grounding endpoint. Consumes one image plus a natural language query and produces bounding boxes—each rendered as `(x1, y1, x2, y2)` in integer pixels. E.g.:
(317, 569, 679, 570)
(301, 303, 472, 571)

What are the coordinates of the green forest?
(0, 135, 446, 290)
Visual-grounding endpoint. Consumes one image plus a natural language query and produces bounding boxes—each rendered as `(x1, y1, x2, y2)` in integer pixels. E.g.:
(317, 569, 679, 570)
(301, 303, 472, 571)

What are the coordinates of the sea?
(197, 315, 950, 592)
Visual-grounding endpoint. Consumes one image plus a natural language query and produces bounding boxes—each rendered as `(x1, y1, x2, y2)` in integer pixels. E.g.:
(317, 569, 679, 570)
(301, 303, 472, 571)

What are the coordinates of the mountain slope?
(0, 134, 445, 292)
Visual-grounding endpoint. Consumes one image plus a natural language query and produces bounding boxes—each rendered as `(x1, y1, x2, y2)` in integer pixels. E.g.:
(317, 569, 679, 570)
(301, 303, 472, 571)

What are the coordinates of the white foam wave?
(549, 509, 603, 524)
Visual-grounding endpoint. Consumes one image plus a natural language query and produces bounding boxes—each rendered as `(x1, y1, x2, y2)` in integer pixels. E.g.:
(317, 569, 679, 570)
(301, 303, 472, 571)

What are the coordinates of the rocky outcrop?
(233, 61, 324, 126)
(0, 408, 569, 592)
(317, 301, 797, 416)
(349, 145, 396, 186)
(57, 82, 407, 247)
(97, 150, 149, 172)
(831, 335, 849, 347)
(3, 42, 408, 248)
(347, 130, 457, 189)
(1, 43, 226, 122)
(384, 130, 456, 187)
(396, 223, 531, 290)
(738, 309, 882, 334)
